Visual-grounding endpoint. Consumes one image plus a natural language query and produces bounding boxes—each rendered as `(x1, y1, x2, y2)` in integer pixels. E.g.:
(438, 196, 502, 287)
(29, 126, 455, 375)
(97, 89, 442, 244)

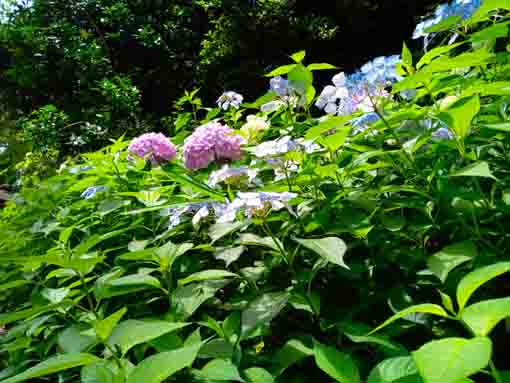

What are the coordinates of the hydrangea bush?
(1, 2, 510, 383)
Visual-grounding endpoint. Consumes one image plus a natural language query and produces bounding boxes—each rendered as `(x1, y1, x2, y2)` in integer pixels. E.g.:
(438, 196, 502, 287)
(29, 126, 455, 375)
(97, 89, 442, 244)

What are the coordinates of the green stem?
(489, 359, 503, 383)
(79, 273, 98, 318)
(262, 222, 289, 265)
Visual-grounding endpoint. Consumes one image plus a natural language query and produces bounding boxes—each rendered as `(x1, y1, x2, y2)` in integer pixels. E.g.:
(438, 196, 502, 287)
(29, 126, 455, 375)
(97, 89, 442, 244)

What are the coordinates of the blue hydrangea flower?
(81, 186, 108, 200)
(351, 113, 381, 135)
(413, 0, 482, 46)
(262, 76, 306, 112)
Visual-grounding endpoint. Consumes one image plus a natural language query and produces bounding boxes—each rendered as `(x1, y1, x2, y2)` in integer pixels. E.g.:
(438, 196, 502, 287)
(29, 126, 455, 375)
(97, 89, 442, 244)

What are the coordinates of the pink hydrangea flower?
(183, 122, 245, 170)
(128, 133, 176, 164)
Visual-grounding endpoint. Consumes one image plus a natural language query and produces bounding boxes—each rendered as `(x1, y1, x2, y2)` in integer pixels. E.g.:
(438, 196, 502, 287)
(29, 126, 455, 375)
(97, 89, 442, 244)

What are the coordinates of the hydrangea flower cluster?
(208, 165, 261, 188)
(163, 202, 228, 229)
(315, 56, 401, 117)
(217, 91, 244, 110)
(81, 186, 109, 200)
(413, 0, 482, 46)
(240, 115, 270, 143)
(261, 76, 306, 113)
(128, 133, 177, 164)
(183, 122, 245, 170)
(253, 136, 320, 158)
(217, 192, 298, 223)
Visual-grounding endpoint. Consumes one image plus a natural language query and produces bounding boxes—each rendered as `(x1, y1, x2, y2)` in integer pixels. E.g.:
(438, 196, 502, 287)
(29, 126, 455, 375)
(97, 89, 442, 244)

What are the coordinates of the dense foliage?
(2, 0, 510, 383)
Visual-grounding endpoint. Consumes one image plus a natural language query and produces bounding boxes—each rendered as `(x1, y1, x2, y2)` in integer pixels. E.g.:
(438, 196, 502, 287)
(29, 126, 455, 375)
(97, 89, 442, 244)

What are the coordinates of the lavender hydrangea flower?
(217, 91, 244, 110)
(183, 122, 245, 170)
(163, 201, 228, 229)
(351, 112, 381, 135)
(208, 165, 261, 188)
(253, 136, 299, 158)
(432, 127, 454, 140)
(81, 186, 109, 200)
(261, 76, 306, 112)
(217, 192, 298, 223)
(128, 133, 177, 164)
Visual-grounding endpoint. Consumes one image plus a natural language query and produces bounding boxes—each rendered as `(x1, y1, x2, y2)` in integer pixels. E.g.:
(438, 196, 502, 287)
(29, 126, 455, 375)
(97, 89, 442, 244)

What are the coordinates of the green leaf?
(198, 339, 234, 359)
(479, 122, 510, 132)
(467, 0, 510, 24)
(412, 337, 492, 383)
(470, 22, 510, 42)
(198, 359, 244, 381)
(241, 292, 289, 339)
(290, 51, 306, 63)
(456, 262, 510, 311)
(313, 341, 361, 383)
(214, 246, 245, 266)
(0, 280, 32, 292)
(305, 115, 351, 140)
(424, 15, 461, 33)
(171, 280, 229, 320)
(450, 161, 495, 179)
(209, 221, 249, 243)
(94, 307, 127, 341)
(461, 297, 510, 336)
(178, 270, 238, 285)
(293, 237, 349, 269)
(438, 291, 456, 315)
(58, 326, 97, 354)
(95, 274, 161, 299)
(416, 42, 465, 70)
(265, 64, 297, 77)
(237, 233, 281, 251)
(81, 360, 121, 383)
(243, 367, 274, 383)
(0, 304, 61, 326)
(307, 63, 337, 71)
(369, 304, 449, 334)
(107, 320, 190, 355)
(422, 50, 495, 73)
(427, 241, 476, 282)
(402, 42, 413, 67)
(155, 241, 194, 272)
(271, 339, 314, 376)
(439, 95, 480, 139)
(162, 164, 225, 201)
(74, 228, 131, 257)
(367, 356, 421, 383)
(127, 343, 201, 383)
(320, 126, 351, 152)
(344, 333, 407, 357)
(0, 353, 99, 383)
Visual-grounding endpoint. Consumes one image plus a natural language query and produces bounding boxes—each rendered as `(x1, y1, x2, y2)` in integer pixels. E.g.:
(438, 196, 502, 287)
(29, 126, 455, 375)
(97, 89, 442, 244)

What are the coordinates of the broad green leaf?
(0, 353, 99, 383)
(464, 82, 510, 97)
(271, 339, 313, 376)
(293, 237, 349, 269)
(344, 333, 407, 357)
(479, 122, 510, 132)
(0, 304, 61, 326)
(237, 233, 281, 251)
(427, 241, 476, 282)
(0, 280, 31, 292)
(155, 241, 194, 272)
(214, 246, 245, 266)
(107, 320, 190, 355)
(241, 292, 289, 339)
(461, 297, 510, 336)
(94, 307, 127, 341)
(412, 337, 492, 383)
(402, 42, 413, 67)
(470, 22, 510, 42)
(367, 356, 421, 383)
(58, 326, 97, 354)
(416, 42, 465, 69)
(438, 291, 455, 314)
(467, 0, 510, 24)
(265, 64, 297, 77)
(450, 161, 495, 179)
(95, 274, 161, 299)
(422, 50, 495, 73)
(369, 304, 449, 334)
(127, 343, 201, 383)
(307, 63, 337, 71)
(209, 221, 249, 243)
(81, 360, 120, 383)
(41, 287, 70, 304)
(456, 262, 510, 310)
(74, 228, 131, 257)
(290, 51, 306, 63)
(439, 95, 480, 139)
(178, 270, 238, 285)
(198, 358, 244, 381)
(198, 339, 234, 359)
(243, 367, 274, 383)
(305, 115, 351, 140)
(172, 280, 229, 320)
(320, 126, 351, 152)
(424, 15, 461, 33)
(313, 341, 361, 383)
